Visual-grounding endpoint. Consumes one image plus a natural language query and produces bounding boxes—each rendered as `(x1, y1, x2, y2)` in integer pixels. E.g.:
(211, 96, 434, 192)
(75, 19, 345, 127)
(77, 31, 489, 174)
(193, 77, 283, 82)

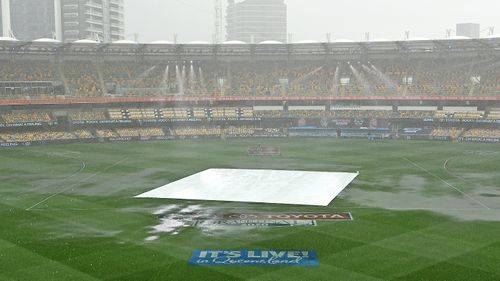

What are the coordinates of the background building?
(0, 2, 3, 36)
(61, 0, 125, 42)
(456, 23, 480, 38)
(226, 0, 287, 43)
(9, 0, 55, 40)
(0, 0, 124, 42)
(0, 0, 8, 37)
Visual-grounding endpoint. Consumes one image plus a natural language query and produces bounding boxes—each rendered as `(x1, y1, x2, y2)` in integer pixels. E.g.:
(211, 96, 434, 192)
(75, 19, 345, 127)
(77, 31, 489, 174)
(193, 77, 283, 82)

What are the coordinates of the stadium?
(1, 35, 500, 280)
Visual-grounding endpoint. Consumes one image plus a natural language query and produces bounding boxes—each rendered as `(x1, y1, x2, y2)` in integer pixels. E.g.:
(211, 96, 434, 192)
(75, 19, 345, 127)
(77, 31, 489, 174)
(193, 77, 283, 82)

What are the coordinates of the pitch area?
(0, 139, 499, 280)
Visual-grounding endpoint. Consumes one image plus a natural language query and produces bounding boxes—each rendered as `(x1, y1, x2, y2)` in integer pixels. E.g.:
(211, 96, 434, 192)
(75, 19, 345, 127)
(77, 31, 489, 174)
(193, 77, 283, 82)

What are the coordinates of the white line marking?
(443, 158, 451, 171)
(28, 208, 117, 212)
(25, 157, 128, 211)
(443, 157, 471, 183)
(23, 156, 87, 195)
(331, 206, 498, 211)
(5, 150, 89, 196)
(444, 157, 494, 191)
(25, 203, 500, 210)
(402, 157, 490, 210)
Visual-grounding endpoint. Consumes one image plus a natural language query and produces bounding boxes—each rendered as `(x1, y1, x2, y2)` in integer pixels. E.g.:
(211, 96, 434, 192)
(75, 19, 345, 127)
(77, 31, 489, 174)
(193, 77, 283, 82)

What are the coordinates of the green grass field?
(1, 139, 499, 281)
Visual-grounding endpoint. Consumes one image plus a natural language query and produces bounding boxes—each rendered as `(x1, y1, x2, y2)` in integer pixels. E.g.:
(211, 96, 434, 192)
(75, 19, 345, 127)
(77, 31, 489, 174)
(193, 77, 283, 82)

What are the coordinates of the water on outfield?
(344, 172, 500, 221)
(146, 204, 265, 240)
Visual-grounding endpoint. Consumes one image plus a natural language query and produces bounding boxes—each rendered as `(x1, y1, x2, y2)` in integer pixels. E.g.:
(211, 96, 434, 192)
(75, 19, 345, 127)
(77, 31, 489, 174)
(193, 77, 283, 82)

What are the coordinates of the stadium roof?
(259, 40, 284, 44)
(407, 37, 431, 41)
(446, 35, 471, 40)
(0, 37, 498, 59)
(222, 40, 247, 44)
(294, 40, 319, 44)
(33, 38, 61, 43)
(0, 37, 18, 42)
(371, 38, 392, 42)
(74, 39, 99, 44)
(113, 40, 138, 44)
(150, 40, 175, 44)
(187, 41, 210, 44)
(332, 39, 356, 43)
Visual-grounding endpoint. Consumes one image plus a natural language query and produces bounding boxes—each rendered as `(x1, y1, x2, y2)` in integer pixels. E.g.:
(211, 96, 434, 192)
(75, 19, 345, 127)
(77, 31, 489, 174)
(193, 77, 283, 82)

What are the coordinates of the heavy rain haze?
(124, 0, 500, 42)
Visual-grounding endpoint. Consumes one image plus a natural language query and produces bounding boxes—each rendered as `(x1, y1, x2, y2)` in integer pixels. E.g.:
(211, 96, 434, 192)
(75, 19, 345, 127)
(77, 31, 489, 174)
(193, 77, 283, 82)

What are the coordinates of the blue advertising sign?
(188, 250, 319, 266)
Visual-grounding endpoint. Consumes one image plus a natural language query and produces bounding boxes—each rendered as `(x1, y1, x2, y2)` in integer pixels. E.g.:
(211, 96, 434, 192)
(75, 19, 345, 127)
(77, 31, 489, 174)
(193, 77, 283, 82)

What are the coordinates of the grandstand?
(172, 126, 222, 137)
(430, 127, 464, 140)
(0, 131, 77, 142)
(1, 59, 500, 99)
(0, 39, 498, 146)
(0, 38, 499, 100)
(96, 129, 120, 138)
(1, 112, 52, 123)
(69, 111, 107, 121)
(72, 130, 95, 139)
(115, 128, 165, 137)
(0, 104, 499, 145)
(487, 110, 500, 119)
(462, 128, 500, 138)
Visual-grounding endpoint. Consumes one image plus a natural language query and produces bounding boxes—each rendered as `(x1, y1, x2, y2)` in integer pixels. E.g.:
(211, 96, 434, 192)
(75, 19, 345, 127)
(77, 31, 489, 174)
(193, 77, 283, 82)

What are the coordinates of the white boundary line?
(25, 157, 128, 211)
(22, 154, 87, 195)
(444, 157, 496, 192)
(28, 205, 500, 210)
(10, 150, 86, 195)
(27, 208, 117, 212)
(402, 157, 490, 210)
(443, 157, 473, 184)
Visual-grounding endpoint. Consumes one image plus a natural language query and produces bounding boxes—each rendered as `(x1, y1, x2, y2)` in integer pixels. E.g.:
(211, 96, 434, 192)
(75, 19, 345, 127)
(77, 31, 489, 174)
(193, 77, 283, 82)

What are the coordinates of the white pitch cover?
(136, 169, 359, 206)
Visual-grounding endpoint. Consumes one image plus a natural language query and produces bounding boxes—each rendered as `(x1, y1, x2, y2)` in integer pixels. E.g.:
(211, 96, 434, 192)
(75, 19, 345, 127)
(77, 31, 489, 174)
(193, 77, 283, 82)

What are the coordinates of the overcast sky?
(124, 0, 500, 42)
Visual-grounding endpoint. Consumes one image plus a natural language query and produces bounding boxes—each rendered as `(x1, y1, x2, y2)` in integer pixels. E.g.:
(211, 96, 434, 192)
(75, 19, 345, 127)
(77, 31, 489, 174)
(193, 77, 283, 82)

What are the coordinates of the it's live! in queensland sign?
(189, 250, 319, 266)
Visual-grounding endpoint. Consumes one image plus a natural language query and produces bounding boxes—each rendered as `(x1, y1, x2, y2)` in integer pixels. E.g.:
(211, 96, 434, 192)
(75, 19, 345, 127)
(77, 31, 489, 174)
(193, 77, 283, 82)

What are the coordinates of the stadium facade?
(226, 0, 287, 43)
(0, 0, 124, 42)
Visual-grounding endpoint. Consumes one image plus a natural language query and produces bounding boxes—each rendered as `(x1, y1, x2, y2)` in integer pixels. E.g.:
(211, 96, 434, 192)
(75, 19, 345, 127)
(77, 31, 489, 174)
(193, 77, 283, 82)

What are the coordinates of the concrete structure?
(456, 23, 480, 39)
(226, 0, 287, 43)
(0, 0, 124, 42)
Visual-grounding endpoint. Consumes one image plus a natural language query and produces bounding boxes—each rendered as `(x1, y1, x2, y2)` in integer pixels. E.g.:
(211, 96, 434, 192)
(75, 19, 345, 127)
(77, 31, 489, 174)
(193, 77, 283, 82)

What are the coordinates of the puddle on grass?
(145, 204, 233, 239)
(144, 203, 316, 241)
(344, 175, 500, 222)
